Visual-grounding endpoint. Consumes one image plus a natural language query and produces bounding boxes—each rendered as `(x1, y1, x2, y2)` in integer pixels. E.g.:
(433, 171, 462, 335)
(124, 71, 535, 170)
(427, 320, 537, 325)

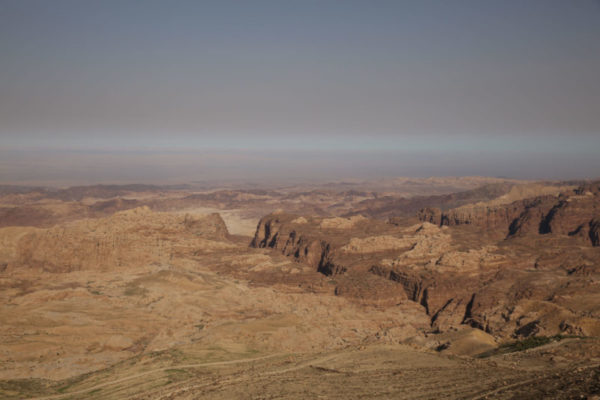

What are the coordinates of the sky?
(1, 0, 599, 183)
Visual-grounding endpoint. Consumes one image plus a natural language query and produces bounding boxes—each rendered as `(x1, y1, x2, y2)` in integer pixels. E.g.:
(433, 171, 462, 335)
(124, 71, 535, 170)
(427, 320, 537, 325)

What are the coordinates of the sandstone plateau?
(0, 178, 599, 399)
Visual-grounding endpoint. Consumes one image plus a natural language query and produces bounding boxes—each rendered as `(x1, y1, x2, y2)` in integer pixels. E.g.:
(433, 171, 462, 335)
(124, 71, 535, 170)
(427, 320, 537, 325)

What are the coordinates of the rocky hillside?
(0, 207, 232, 273)
(347, 183, 515, 219)
(251, 206, 600, 339)
(345, 182, 572, 220)
(417, 182, 600, 245)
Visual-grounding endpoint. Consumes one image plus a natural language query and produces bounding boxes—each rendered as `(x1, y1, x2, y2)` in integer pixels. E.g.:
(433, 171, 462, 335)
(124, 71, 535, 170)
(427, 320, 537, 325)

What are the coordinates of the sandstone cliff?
(418, 182, 600, 246)
(0, 207, 233, 273)
(590, 219, 600, 246)
(252, 206, 600, 339)
(250, 212, 345, 275)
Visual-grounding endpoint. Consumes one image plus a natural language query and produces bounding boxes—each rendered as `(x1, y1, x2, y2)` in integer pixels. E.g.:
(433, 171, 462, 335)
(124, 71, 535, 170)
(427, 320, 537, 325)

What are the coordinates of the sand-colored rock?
(430, 327, 498, 357)
(341, 235, 413, 253)
(251, 191, 600, 342)
(0, 207, 234, 273)
(1, 179, 599, 400)
(319, 215, 366, 229)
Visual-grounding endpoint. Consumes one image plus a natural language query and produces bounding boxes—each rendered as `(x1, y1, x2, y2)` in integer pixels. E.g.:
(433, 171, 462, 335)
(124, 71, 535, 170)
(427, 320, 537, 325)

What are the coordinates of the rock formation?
(0, 207, 233, 273)
(590, 218, 600, 246)
(417, 182, 600, 246)
(1, 178, 599, 397)
(251, 189, 600, 340)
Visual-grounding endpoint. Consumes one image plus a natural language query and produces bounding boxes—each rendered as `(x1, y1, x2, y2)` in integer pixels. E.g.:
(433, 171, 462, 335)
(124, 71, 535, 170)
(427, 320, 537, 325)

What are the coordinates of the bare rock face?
(252, 197, 600, 342)
(4, 179, 600, 394)
(506, 197, 557, 236)
(319, 215, 366, 229)
(418, 182, 600, 246)
(590, 219, 600, 246)
(251, 213, 347, 275)
(442, 204, 523, 231)
(333, 272, 408, 307)
(416, 207, 442, 225)
(349, 182, 520, 219)
(184, 212, 229, 241)
(539, 195, 599, 235)
(417, 197, 554, 236)
(1, 207, 233, 273)
(253, 214, 476, 333)
(513, 186, 600, 244)
(341, 235, 413, 253)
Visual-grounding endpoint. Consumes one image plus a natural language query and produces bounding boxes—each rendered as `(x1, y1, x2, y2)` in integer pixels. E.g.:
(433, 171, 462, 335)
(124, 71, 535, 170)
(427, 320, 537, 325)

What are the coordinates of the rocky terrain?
(418, 181, 599, 244)
(0, 177, 548, 229)
(251, 193, 600, 339)
(0, 177, 599, 399)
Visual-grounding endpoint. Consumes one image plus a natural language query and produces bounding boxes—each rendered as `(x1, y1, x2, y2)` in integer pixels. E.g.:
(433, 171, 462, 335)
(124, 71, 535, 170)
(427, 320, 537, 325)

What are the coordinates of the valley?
(0, 177, 599, 399)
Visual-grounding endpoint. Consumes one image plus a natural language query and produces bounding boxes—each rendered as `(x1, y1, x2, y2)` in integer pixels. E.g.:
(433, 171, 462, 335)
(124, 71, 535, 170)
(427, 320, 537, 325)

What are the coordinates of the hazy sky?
(1, 0, 599, 182)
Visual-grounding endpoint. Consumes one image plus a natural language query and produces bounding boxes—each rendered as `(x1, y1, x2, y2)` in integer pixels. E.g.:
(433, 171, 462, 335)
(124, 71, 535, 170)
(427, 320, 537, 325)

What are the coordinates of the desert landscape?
(2, 1, 600, 398)
(0, 177, 599, 399)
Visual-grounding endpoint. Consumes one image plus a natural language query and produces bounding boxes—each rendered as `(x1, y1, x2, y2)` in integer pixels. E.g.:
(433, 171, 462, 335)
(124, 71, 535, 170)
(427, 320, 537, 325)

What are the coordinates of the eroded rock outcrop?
(418, 198, 553, 235)
(0, 207, 233, 272)
(418, 182, 600, 246)
(253, 202, 600, 341)
(184, 212, 230, 240)
(590, 219, 600, 246)
(251, 213, 354, 275)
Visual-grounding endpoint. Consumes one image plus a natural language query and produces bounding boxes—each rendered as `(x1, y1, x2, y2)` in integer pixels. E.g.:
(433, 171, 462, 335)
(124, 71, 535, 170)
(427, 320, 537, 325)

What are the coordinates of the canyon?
(0, 177, 599, 399)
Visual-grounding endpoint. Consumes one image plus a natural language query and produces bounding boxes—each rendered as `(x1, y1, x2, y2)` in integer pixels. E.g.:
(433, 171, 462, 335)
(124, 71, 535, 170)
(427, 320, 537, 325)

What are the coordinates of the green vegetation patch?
(478, 334, 581, 358)
(0, 378, 52, 399)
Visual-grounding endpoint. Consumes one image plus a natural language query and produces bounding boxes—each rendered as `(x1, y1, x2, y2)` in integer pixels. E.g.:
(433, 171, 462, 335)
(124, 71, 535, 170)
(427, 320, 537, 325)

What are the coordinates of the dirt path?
(134, 348, 600, 400)
(26, 353, 285, 400)
(150, 352, 344, 399)
(470, 362, 600, 400)
(24, 347, 600, 400)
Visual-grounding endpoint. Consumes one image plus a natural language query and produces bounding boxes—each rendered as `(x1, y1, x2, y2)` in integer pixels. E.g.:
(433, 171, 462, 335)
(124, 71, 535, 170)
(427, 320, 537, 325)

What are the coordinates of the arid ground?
(1, 177, 599, 399)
